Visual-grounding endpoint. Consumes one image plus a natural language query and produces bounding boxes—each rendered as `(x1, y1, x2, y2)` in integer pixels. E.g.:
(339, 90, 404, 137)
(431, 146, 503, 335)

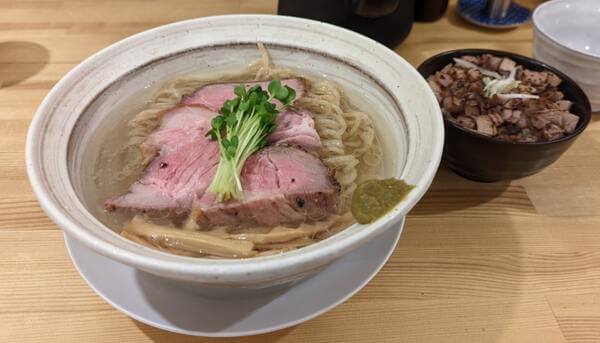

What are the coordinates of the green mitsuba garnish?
(206, 80, 296, 202)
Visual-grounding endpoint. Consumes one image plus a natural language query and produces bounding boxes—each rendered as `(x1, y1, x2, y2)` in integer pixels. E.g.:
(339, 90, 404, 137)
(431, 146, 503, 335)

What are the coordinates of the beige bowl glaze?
(26, 15, 443, 288)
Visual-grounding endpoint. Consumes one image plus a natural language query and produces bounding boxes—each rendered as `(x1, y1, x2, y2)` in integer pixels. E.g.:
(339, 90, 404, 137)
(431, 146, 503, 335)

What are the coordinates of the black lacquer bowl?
(418, 49, 592, 182)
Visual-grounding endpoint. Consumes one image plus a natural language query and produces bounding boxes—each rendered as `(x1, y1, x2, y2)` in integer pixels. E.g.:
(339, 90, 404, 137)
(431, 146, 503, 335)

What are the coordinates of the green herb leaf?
(239, 99, 251, 112)
(233, 84, 246, 97)
(268, 80, 290, 102)
(211, 116, 224, 130)
(221, 138, 230, 148)
(282, 86, 296, 105)
(226, 145, 236, 159)
(225, 113, 237, 127)
(267, 80, 280, 95)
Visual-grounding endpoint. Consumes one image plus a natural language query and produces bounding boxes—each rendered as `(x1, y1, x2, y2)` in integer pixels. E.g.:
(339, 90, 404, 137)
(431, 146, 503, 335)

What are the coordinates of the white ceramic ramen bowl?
(532, 0, 600, 111)
(26, 15, 443, 289)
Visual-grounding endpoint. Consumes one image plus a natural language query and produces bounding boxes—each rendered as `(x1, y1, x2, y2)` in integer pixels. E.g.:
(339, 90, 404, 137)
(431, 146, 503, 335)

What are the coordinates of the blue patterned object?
(457, 0, 531, 29)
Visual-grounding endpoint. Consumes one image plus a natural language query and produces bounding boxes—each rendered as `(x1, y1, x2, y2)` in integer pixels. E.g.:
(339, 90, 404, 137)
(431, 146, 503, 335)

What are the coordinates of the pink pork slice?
(194, 146, 338, 227)
(106, 105, 323, 220)
(268, 107, 321, 152)
(105, 106, 220, 221)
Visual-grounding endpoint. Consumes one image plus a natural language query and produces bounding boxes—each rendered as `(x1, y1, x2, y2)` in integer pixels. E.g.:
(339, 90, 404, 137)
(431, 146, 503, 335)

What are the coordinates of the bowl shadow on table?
(133, 269, 296, 330)
(133, 270, 298, 342)
(0, 41, 49, 88)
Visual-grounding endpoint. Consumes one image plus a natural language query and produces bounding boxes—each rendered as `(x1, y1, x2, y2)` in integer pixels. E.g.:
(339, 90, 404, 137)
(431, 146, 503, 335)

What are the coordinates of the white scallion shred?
(480, 66, 539, 100)
(453, 57, 502, 79)
(497, 93, 540, 100)
(483, 67, 521, 98)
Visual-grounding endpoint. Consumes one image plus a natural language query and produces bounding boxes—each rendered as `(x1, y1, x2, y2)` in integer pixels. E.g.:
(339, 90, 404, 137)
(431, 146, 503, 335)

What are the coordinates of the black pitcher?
(278, 0, 415, 48)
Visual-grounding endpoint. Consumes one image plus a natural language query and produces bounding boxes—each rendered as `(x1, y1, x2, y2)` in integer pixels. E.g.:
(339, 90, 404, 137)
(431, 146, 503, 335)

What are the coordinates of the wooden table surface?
(2, 1, 600, 342)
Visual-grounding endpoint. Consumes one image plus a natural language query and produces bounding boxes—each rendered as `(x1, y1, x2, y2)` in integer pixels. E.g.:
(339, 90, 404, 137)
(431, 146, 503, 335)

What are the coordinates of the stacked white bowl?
(533, 0, 600, 111)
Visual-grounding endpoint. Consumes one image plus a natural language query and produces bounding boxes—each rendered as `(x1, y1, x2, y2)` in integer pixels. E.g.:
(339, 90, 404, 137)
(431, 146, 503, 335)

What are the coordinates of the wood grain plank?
(0, 198, 56, 230)
(0, 88, 51, 107)
(547, 293, 600, 343)
(0, 63, 73, 120)
(0, 297, 565, 343)
(1, 0, 599, 341)
(3, 230, 600, 315)
(0, 1, 277, 23)
(0, 151, 26, 178)
(0, 231, 108, 313)
(363, 252, 600, 300)
(413, 170, 537, 218)
(0, 105, 48, 120)
(0, 180, 36, 199)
